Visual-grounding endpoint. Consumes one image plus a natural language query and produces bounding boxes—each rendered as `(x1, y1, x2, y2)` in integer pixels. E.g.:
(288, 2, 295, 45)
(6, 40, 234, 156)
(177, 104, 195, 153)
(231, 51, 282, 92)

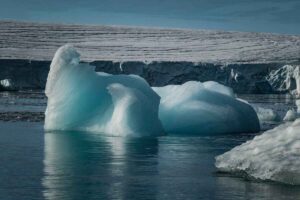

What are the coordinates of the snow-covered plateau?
(1, 20, 300, 93)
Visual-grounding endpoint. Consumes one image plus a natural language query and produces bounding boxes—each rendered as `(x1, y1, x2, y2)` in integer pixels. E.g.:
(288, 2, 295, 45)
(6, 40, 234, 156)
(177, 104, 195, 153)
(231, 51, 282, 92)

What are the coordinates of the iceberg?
(45, 45, 260, 136)
(215, 119, 300, 185)
(44, 45, 164, 136)
(153, 81, 260, 135)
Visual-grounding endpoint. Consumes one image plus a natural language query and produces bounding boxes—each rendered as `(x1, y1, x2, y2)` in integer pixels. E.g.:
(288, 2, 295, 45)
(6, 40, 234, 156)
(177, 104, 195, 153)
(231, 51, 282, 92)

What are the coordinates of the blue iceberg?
(45, 45, 260, 136)
(45, 45, 164, 136)
(153, 81, 260, 135)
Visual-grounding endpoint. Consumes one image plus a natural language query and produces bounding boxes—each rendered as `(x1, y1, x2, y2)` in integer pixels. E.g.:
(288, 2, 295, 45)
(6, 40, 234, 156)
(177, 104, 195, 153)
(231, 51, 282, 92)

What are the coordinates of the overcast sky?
(0, 0, 300, 34)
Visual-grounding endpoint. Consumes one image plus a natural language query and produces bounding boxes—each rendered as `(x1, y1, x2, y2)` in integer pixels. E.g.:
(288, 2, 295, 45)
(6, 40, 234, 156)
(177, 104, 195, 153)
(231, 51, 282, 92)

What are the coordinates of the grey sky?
(0, 0, 299, 34)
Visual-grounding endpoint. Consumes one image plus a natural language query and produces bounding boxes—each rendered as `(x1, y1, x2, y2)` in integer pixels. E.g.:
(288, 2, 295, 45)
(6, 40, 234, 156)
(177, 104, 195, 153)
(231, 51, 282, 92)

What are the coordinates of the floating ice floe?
(153, 81, 260, 135)
(253, 106, 279, 122)
(44, 45, 164, 136)
(216, 119, 300, 185)
(45, 45, 260, 136)
(283, 109, 297, 121)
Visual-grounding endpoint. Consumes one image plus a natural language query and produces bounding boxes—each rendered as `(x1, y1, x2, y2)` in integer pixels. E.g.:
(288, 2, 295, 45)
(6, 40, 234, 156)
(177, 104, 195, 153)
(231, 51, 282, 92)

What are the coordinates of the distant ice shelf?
(1, 20, 300, 94)
(1, 20, 300, 63)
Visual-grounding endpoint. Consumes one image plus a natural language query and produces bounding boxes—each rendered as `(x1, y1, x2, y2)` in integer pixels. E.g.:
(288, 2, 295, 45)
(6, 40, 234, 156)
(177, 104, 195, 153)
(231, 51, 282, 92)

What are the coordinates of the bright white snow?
(44, 45, 164, 136)
(216, 119, 300, 185)
(153, 81, 260, 135)
(1, 21, 300, 64)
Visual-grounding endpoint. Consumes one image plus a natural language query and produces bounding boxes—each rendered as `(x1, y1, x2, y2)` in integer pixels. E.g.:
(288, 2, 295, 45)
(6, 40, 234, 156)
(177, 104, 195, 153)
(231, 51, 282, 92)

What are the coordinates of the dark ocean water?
(0, 92, 299, 200)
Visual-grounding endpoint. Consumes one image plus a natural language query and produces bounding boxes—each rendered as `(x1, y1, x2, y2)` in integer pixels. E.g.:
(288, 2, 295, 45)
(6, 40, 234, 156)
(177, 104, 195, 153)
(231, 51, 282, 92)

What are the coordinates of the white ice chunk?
(253, 106, 278, 122)
(153, 81, 260, 135)
(0, 79, 16, 91)
(0, 79, 11, 87)
(44, 45, 164, 136)
(216, 119, 300, 185)
(283, 109, 297, 121)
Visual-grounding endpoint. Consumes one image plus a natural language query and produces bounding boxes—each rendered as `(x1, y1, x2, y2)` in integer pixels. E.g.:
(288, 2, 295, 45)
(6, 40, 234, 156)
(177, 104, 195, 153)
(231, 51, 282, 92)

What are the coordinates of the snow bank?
(44, 45, 164, 136)
(153, 81, 260, 135)
(216, 119, 300, 185)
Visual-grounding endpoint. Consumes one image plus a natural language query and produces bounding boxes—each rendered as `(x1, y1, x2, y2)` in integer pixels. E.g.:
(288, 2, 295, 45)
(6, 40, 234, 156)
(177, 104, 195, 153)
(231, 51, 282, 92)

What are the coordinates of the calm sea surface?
(0, 91, 299, 200)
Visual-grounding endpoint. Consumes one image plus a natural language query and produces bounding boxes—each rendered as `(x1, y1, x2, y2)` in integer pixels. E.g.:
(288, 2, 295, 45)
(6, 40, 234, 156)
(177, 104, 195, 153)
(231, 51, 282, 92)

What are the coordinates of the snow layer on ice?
(216, 119, 300, 185)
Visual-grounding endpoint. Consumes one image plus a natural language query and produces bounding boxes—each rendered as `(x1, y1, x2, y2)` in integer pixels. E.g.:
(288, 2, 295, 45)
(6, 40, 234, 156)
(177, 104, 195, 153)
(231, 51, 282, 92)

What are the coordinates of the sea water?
(0, 92, 299, 200)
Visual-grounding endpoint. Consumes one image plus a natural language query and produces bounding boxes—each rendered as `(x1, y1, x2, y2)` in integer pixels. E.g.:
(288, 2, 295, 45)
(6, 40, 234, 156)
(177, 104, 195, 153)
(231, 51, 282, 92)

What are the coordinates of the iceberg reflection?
(42, 131, 159, 200)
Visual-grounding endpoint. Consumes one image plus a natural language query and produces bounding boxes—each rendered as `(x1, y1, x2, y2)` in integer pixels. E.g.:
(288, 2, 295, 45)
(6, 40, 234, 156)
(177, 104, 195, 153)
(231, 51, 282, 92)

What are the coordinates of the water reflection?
(43, 131, 159, 200)
(215, 175, 300, 200)
(1, 92, 300, 199)
(42, 131, 300, 200)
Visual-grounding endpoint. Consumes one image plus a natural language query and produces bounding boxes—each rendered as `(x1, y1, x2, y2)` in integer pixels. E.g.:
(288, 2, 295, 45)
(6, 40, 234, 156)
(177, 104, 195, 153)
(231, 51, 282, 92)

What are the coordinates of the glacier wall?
(1, 21, 300, 94)
(0, 59, 296, 94)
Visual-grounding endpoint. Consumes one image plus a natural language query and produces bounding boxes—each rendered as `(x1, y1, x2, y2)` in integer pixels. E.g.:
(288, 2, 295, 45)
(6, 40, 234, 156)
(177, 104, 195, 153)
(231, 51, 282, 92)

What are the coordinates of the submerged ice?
(45, 45, 260, 136)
